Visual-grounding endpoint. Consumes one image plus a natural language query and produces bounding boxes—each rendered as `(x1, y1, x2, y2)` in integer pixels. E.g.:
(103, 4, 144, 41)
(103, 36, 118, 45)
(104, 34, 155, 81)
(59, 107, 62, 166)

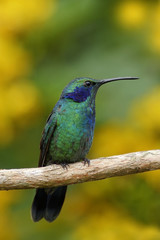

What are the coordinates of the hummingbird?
(31, 76, 138, 222)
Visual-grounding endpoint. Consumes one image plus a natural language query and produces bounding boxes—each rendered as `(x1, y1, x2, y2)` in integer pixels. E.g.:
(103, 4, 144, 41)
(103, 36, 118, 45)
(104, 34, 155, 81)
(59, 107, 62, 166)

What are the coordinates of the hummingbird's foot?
(60, 163, 70, 170)
(83, 158, 90, 166)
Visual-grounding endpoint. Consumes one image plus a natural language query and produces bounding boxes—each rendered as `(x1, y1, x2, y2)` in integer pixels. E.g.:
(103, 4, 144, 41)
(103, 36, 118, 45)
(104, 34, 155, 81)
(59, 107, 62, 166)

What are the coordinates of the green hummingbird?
(31, 76, 138, 222)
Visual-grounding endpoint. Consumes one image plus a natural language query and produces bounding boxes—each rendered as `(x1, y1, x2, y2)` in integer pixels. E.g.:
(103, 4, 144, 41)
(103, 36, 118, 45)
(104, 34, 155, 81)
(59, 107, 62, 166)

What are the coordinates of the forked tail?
(31, 186, 67, 222)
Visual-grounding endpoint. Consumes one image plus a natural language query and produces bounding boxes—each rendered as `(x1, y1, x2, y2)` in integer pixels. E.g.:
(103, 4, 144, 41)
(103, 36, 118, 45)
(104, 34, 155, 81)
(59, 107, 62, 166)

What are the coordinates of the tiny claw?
(61, 163, 70, 170)
(83, 158, 90, 166)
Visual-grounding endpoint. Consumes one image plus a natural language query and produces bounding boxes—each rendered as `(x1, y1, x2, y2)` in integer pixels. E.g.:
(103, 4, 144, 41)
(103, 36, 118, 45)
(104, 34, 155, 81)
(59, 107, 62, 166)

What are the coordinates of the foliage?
(0, 0, 54, 145)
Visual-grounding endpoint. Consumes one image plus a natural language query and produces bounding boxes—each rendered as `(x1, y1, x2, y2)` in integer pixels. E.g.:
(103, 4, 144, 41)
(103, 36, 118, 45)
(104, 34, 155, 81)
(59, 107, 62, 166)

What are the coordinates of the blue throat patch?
(64, 86, 91, 103)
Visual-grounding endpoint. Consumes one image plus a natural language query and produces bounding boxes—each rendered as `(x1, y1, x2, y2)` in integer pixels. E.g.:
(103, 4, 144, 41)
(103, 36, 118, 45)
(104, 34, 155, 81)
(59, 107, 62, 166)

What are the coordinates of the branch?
(0, 150, 160, 190)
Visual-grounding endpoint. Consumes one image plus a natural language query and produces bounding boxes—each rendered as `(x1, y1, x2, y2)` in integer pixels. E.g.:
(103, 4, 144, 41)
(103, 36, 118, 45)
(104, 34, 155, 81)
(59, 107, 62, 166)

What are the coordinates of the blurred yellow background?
(0, 0, 160, 239)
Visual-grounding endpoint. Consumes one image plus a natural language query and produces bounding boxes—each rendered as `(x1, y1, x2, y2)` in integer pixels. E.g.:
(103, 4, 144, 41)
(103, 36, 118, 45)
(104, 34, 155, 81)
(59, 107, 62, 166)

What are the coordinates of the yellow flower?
(131, 86, 160, 133)
(0, 81, 41, 145)
(0, 0, 54, 34)
(0, 0, 56, 145)
(115, 1, 147, 29)
(6, 81, 41, 126)
(73, 207, 160, 240)
(150, 30, 160, 53)
(0, 37, 30, 85)
(0, 191, 19, 239)
(90, 123, 157, 159)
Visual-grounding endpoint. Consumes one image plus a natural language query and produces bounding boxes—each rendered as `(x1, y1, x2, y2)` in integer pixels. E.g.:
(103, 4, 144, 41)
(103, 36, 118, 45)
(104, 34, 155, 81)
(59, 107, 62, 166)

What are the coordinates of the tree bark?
(0, 150, 160, 190)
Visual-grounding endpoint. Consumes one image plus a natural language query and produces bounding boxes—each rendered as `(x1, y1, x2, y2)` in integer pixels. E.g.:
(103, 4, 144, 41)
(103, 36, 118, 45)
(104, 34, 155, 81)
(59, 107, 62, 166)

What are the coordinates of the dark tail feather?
(44, 186, 67, 222)
(31, 188, 48, 222)
(31, 186, 67, 222)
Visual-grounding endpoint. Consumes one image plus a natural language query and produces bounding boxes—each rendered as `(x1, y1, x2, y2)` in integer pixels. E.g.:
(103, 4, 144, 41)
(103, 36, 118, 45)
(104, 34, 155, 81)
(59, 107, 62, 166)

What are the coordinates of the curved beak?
(100, 77, 139, 85)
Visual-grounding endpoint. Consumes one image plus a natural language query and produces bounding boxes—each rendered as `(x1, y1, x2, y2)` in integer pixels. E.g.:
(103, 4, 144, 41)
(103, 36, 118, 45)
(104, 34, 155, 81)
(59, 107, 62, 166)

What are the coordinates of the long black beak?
(100, 77, 139, 85)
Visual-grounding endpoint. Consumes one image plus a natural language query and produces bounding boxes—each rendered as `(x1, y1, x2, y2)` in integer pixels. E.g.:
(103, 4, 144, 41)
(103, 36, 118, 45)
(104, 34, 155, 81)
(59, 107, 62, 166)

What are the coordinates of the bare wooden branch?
(0, 150, 160, 190)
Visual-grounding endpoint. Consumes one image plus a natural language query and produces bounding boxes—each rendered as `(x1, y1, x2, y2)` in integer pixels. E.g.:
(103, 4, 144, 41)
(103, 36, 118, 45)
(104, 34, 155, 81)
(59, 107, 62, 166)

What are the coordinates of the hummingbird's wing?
(38, 111, 57, 167)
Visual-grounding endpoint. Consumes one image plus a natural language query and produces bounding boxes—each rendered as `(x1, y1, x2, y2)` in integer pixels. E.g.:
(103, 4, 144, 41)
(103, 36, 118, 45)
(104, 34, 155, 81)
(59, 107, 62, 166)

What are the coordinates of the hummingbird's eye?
(84, 81, 92, 87)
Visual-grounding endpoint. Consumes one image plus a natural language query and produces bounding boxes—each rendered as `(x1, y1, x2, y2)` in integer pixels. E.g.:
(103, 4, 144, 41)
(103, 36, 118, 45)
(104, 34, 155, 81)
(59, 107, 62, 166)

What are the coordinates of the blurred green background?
(1, 0, 160, 239)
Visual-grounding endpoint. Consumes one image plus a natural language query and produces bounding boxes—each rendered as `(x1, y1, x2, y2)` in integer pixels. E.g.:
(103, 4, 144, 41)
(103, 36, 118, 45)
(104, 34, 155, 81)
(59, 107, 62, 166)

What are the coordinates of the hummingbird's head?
(61, 77, 138, 103)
